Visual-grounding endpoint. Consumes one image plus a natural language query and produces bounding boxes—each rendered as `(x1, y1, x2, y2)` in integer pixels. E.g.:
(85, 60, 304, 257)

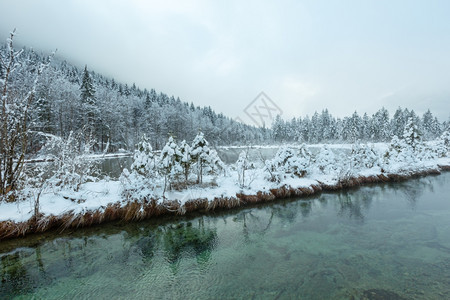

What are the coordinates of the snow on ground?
(0, 181, 122, 223)
(1, 142, 450, 224)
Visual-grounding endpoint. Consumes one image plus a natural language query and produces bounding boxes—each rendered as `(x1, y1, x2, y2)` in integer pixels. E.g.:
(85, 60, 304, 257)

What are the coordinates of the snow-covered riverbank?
(1, 135, 449, 240)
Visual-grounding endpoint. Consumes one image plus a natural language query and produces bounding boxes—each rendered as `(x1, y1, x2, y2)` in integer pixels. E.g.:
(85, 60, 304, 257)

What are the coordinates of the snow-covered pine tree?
(179, 140, 192, 182)
(381, 134, 416, 172)
(371, 108, 391, 141)
(313, 145, 338, 174)
(442, 129, 450, 149)
(402, 117, 421, 151)
(120, 134, 158, 201)
(391, 107, 406, 138)
(361, 113, 371, 141)
(190, 132, 210, 184)
(158, 136, 182, 194)
(80, 65, 99, 137)
(435, 129, 450, 157)
(383, 135, 403, 165)
(205, 149, 225, 176)
(131, 134, 157, 177)
(421, 109, 435, 140)
(264, 147, 308, 182)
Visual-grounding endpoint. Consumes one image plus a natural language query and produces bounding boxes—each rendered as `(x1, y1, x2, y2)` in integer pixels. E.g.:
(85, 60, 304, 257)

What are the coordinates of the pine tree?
(131, 134, 157, 177)
(371, 108, 390, 141)
(264, 146, 309, 182)
(403, 117, 421, 151)
(158, 136, 182, 194)
(422, 109, 434, 140)
(80, 65, 95, 104)
(190, 132, 210, 184)
(80, 65, 98, 134)
(320, 109, 333, 141)
(313, 145, 338, 174)
(179, 140, 192, 182)
(391, 107, 405, 138)
(436, 129, 450, 157)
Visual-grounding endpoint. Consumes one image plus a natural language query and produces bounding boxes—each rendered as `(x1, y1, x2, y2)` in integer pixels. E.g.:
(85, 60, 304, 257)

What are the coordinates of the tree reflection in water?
(335, 191, 372, 223)
(0, 218, 218, 296)
(161, 218, 217, 266)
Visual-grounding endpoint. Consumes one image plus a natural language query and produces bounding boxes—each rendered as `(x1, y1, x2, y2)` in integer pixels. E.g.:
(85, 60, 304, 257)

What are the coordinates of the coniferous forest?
(1, 41, 448, 156)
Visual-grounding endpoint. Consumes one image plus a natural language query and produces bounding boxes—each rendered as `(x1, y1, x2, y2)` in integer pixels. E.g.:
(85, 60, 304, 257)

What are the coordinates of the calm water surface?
(1, 173, 450, 299)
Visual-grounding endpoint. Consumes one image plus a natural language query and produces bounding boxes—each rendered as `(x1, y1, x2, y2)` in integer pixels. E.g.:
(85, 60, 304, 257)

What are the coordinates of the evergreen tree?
(272, 115, 285, 142)
(422, 109, 434, 139)
(403, 117, 421, 151)
(80, 65, 98, 134)
(158, 136, 182, 194)
(80, 65, 96, 104)
(391, 107, 406, 138)
(131, 134, 157, 177)
(179, 140, 192, 182)
(190, 132, 210, 184)
(320, 109, 333, 141)
(371, 108, 390, 141)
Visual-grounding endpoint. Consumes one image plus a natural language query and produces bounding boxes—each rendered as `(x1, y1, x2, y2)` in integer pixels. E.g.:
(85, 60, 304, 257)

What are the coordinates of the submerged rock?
(361, 289, 408, 300)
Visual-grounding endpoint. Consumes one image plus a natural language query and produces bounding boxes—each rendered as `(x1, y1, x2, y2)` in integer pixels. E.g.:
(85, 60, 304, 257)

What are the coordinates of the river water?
(97, 147, 282, 179)
(98, 147, 321, 179)
(1, 173, 449, 299)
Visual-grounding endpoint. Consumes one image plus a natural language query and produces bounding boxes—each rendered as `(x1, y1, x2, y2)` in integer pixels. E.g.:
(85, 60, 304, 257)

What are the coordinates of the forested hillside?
(2, 45, 269, 153)
(1, 42, 448, 154)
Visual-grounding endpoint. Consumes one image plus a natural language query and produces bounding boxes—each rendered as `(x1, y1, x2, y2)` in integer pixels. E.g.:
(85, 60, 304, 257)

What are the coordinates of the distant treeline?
(272, 107, 446, 143)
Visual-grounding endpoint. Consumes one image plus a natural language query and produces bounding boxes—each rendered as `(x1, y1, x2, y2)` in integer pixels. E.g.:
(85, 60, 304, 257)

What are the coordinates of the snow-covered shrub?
(312, 145, 339, 174)
(350, 143, 379, 170)
(441, 129, 450, 148)
(265, 147, 308, 182)
(416, 143, 437, 161)
(40, 131, 98, 192)
(205, 149, 226, 176)
(382, 135, 419, 172)
(383, 135, 404, 163)
(120, 168, 157, 202)
(158, 136, 183, 194)
(120, 135, 158, 201)
(435, 130, 450, 157)
(191, 132, 225, 183)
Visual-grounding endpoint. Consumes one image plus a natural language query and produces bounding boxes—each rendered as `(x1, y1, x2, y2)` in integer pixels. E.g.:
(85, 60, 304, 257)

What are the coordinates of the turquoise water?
(1, 174, 450, 299)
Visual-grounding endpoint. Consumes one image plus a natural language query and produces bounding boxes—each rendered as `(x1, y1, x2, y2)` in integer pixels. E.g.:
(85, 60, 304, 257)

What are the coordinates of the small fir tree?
(402, 117, 421, 151)
(158, 136, 182, 194)
(190, 132, 210, 184)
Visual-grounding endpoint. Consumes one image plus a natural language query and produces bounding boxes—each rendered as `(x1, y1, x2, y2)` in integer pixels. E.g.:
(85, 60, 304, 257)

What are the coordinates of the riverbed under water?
(1, 173, 450, 299)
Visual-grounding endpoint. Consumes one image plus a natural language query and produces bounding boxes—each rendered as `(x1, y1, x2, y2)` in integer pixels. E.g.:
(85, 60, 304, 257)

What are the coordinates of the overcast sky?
(1, 0, 450, 123)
